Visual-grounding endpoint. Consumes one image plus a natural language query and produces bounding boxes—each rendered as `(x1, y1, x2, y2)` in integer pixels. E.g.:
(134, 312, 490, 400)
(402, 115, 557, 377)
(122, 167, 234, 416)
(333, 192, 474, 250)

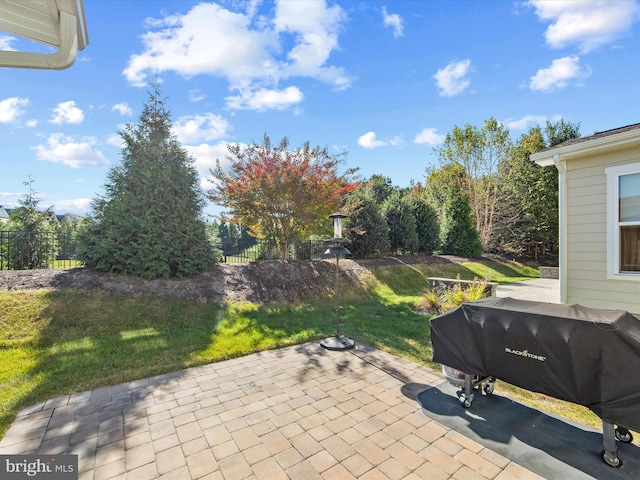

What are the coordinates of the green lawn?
(0, 258, 606, 442)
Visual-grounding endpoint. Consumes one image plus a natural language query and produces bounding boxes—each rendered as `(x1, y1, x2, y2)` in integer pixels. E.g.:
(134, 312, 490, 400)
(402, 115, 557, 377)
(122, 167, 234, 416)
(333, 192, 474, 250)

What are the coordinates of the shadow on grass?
(1, 291, 340, 437)
(1, 286, 436, 441)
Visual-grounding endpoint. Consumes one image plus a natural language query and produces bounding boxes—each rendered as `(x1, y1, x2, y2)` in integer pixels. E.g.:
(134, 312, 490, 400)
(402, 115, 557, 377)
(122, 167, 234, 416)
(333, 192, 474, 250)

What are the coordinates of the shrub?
(418, 276, 488, 314)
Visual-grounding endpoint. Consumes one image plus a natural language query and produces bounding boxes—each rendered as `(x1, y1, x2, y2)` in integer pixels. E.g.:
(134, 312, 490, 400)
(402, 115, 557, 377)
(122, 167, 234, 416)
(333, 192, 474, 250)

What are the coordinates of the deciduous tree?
(208, 134, 358, 260)
(435, 118, 512, 249)
(494, 119, 579, 257)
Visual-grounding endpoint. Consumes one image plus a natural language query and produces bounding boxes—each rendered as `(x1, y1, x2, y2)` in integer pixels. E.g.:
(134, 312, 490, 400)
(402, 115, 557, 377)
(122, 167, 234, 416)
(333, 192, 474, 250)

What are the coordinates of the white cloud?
(106, 134, 125, 148)
(26, 119, 38, 127)
(382, 6, 404, 38)
(358, 131, 387, 149)
(527, 0, 640, 53)
(433, 59, 472, 96)
(529, 56, 591, 92)
(174, 113, 231, 143)
(189, 89, 205, 102)
(0, 35, 17, 50)
(184, 141, 234, 178)
(123, 1, 351, 110)
(0, 192, 21, 200)
(33, 133, 109, 168)
(225, 86, 304, 111)
(414, 128, 445, 145)
(123, 2, 275, 86)
(0, 97, 30, 123)
(272, 0, 351, 88)
(50, 101, 84, 124)
(53, 198, 92, 215)
(111, 102, 133, 116)
(504, 114, 560, 130)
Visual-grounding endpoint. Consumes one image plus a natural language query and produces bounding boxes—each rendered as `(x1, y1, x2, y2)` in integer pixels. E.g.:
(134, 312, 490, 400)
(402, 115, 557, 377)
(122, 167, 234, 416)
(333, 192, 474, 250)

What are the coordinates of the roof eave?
(531, 128, 640, 167)
(0, 0, 88, 70)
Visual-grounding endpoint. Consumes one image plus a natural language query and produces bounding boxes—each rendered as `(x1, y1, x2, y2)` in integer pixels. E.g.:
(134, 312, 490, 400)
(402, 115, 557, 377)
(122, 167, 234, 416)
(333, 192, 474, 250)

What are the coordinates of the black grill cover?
(430, 297, 640, 431)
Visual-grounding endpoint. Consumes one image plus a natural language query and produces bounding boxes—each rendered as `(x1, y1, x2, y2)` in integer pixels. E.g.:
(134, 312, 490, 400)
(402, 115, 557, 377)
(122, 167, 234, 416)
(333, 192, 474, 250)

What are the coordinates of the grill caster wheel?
(460, 393, 474, 408)
(483, 382, 494, 395)
(615, 428, 633, 443)
(601, 450, 623, 468)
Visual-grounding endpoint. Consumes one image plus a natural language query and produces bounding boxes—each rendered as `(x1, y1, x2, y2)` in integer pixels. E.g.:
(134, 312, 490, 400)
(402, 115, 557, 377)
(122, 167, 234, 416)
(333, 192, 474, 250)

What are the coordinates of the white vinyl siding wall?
(566, 147, 640, 313)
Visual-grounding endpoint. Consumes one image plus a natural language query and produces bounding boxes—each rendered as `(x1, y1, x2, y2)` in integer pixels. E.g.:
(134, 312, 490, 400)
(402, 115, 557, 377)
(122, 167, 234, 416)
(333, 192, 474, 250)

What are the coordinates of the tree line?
(212, 118, 580, 261)
(4, 86, 578, 278)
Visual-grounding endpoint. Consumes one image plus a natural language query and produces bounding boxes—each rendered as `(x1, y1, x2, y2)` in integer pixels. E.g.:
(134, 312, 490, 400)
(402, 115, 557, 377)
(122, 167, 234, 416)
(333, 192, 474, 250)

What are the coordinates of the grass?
(0, 257, 610, 443)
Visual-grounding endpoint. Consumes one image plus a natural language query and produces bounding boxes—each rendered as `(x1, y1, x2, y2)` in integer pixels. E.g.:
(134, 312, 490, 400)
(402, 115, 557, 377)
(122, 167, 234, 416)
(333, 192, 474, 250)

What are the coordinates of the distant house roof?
(531, 123, 640, 166)
(0, 0, 89, 70)
(56, 213, 83, 222)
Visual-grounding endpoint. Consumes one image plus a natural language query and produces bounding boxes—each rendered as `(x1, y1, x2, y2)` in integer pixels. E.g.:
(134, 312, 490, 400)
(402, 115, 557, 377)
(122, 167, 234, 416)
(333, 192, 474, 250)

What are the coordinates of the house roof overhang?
(0, 0, 88, 70)
(531, 123, 640, 167)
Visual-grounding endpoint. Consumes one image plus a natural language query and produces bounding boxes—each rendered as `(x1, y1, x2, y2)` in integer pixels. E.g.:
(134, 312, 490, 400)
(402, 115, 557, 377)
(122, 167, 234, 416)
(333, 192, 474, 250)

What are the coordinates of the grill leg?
(602, 421, 622, 468)
(460, 374, 474, 408)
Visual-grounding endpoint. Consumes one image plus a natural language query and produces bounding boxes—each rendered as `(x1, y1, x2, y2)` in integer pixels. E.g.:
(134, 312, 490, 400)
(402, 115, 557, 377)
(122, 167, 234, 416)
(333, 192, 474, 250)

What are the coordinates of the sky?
(1, 0, 640, 219)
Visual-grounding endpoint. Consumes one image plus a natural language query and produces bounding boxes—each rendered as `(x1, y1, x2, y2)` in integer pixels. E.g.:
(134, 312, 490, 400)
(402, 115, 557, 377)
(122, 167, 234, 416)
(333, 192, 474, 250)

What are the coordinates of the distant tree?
(439, 190, 483, 258)
(494, 119, 580, 257)
(424, 162, 468, 208)
(77, 86, 219, 279)
(208, 134, 358, 260)
(545, 118, 581, 147)
(382, 190, 419, 254)
(435, 118, 512, 249)
(5, 176, 57, 269)
(217, 221, 256, 254)
(365, 174, 395, 205)
(410, 187, 440, 254)
(54, 214, 83, 261)
(345, 187, 390, 258)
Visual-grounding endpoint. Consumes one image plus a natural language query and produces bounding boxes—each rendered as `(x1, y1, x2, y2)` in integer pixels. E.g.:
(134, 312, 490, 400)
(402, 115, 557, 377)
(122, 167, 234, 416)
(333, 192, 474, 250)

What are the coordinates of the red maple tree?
(208, 135, 358, 259)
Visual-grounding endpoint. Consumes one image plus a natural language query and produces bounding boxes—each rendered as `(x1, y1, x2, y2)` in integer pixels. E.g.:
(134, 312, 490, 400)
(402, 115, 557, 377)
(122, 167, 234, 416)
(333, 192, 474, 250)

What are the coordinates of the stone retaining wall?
(427, 277, 498, 297)
(539, 266, 559, 279)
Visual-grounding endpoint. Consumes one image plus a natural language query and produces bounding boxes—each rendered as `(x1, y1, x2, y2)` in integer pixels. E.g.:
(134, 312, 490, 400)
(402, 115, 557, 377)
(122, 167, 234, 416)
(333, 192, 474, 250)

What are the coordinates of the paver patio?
(0, 342, 545, 480)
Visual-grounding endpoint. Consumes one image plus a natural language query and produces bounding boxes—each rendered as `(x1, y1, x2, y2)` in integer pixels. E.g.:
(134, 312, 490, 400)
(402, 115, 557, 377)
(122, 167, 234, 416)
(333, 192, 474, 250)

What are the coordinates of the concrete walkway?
(497, 278, 560, 304)
(0, 279, 561, 479)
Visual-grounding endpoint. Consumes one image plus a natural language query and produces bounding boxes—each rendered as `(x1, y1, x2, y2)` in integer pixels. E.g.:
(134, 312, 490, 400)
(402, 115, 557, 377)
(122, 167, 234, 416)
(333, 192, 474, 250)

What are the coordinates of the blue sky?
(1, 0, 639, 218)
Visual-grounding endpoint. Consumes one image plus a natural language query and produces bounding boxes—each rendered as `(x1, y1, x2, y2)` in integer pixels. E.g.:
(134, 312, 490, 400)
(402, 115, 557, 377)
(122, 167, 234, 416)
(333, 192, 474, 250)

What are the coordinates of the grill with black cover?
(430, 296, 640, 468)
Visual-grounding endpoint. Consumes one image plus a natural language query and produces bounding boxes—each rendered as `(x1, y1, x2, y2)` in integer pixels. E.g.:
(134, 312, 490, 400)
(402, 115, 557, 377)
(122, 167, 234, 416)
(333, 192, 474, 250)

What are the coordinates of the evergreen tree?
(6, 177, 57, 269)
(365, 174, 394, 205)
(345, 188, 390, 258)
(411, 192, 440, 254)
(381, 191, 419, 254)
(439, 191, 483, 258)
(77, 86, 219, 279)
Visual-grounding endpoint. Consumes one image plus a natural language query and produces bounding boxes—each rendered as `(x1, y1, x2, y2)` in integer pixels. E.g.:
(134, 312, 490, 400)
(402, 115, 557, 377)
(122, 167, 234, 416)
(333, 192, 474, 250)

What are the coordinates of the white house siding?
(566, 148, 640, 313)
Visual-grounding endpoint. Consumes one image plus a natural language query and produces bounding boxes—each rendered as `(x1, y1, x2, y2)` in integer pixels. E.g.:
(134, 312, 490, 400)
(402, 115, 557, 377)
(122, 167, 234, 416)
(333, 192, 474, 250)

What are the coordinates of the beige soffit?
(531, 123, 640, 167)
(0, 0, 88, 70)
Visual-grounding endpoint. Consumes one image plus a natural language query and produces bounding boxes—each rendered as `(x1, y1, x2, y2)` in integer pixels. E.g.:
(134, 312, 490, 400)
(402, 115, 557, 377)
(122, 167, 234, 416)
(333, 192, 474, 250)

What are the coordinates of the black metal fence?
(221, 239, 328, 263)
(0, 230, 79, 270)
(0, 230, 331, 270)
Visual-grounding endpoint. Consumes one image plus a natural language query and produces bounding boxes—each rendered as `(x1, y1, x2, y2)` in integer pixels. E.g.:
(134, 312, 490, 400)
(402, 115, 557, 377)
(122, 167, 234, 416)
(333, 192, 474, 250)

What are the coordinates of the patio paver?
(0, 342, 545, 480)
